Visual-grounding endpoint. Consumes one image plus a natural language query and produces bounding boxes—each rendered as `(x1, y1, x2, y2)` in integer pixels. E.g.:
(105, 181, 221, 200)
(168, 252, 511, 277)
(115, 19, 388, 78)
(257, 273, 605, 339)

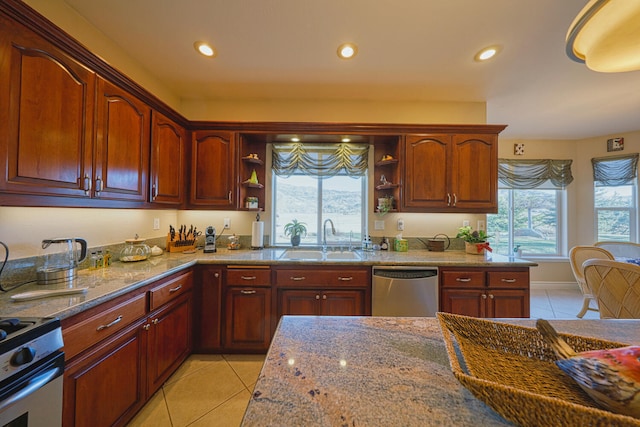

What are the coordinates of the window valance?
(272, 143, 369, 178)
(591, 153, 639, 187)
(498, 159, 574, 189)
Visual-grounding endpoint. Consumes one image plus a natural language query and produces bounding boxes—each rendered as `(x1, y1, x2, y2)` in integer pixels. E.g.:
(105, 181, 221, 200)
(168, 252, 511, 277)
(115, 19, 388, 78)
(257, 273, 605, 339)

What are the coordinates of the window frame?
(593, 183, 638, 242)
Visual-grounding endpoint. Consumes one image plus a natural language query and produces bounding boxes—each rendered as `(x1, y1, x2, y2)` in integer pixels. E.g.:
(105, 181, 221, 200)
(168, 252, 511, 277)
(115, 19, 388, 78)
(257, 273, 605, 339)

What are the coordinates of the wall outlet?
(374, 220, 385, 230)
(397, 219, 404, 231)
(462, 220, 470, 227)
(477, 220, 485, 232)
(153, 218, 160, 230)
(223, 218, 231, 229)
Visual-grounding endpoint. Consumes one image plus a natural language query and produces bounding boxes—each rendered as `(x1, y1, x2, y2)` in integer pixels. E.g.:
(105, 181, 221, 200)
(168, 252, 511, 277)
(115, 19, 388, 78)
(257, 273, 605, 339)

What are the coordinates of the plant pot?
(465, 241, 486, 255)
(291, 235, 301, 247)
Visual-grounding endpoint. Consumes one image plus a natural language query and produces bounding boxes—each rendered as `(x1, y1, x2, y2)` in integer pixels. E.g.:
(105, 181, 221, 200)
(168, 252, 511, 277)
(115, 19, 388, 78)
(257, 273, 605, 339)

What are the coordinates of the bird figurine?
(536, 318, 640, 419)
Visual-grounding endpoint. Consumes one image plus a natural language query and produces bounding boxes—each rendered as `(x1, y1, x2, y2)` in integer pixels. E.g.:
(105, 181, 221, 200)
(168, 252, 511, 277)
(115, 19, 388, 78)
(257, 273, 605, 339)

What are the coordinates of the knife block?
(166, 234, 196, 253)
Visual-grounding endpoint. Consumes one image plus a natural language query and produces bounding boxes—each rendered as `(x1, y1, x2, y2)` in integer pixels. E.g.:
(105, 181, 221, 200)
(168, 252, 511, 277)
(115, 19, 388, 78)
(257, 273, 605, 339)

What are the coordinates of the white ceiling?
(63, 0, 640, 140)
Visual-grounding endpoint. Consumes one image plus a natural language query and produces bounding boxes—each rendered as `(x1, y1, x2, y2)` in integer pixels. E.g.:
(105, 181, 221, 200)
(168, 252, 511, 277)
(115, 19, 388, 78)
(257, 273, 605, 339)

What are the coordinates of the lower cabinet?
(439, 267, 530, 318)
(62, 270, 193, 427)
(194, 265, 223, 352)
(224, 266, 272, 352)
(278, 289, 365, 316)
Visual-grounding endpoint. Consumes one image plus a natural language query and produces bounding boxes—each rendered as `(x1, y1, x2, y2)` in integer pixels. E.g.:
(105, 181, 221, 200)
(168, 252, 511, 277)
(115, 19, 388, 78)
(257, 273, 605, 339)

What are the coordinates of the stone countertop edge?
(0, 248, 536, 320)
(241, 316, 640, 427)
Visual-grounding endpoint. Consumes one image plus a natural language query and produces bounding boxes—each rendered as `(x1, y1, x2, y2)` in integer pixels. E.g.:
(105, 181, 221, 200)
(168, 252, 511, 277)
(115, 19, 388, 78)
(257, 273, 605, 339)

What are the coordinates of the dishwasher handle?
(373, 269, 438, 279)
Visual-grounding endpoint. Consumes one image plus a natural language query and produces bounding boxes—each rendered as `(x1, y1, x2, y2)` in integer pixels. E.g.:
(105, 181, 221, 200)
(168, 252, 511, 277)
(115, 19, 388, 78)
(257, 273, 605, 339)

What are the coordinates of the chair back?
(568, 246, 614, 296)
(583, 259, 640, 319)
(594, 241, 640, 259)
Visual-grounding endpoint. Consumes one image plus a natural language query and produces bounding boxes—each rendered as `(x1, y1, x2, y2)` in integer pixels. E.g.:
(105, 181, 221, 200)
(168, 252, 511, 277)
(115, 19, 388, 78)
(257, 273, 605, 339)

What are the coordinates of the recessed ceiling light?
(474, 45, 501, 62)
(337, 43, 358, 59)
(194, 41, 216, 57)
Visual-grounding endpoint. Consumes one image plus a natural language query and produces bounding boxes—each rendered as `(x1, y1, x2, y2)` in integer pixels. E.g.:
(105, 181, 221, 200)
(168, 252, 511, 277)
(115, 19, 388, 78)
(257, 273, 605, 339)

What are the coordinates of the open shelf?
(242, 156, 264, 165)
(375, 183, 399, 191)
(242, 181, 264, 189)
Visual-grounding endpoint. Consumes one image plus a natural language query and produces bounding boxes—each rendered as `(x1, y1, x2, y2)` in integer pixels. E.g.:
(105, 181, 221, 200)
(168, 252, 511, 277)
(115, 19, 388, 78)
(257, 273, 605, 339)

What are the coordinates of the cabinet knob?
(322, 295, 327, 300)
(481, 294, 487, 299)
(143, 324, 150, 331)
(214, 273, 219, 278)
(152, 318, 159, 325)
(489, 294, 494, 299)
(315, 295, 320, 300)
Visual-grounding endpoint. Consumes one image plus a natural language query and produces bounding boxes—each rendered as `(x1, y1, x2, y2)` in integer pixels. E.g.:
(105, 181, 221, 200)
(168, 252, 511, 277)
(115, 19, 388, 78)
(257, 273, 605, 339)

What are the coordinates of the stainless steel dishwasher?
(372, 266, 439, 316)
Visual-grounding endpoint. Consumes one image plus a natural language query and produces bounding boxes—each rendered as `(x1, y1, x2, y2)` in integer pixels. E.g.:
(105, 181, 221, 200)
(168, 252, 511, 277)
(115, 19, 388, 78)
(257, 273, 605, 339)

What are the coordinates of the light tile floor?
(127, 286, 596, 427)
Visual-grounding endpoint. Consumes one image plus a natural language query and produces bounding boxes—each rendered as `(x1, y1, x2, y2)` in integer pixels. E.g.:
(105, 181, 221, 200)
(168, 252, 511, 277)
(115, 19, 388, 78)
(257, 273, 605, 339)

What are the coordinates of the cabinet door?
(440, 289, 486, 318)
(450, 134, 497, 211)
(224, 287, 271, 350)
(278, 289, 320, 316)
(488, 289, 529, 318)
(147, 293, 192, 395)
(63, 321, 147, 427)
(94, 77, 150, 201)
(403, 134, 450, 210)
(195, 266, 223, 351)
(0, 16, 95, 197)
(190, 130, 236, 208)
(321, 290, 366, 316)
(150, 111, 186, 205)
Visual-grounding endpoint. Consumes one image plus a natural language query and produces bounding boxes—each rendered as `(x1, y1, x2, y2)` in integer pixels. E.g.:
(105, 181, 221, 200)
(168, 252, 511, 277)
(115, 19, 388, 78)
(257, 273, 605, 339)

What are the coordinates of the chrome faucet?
(322, 219, 336, 251)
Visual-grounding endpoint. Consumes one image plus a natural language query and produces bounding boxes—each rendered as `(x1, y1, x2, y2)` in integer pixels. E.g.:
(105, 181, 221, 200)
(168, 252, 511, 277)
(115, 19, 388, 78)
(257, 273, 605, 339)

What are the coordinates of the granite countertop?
(241, 316, 640, 426)
(0, 248, 536, 320)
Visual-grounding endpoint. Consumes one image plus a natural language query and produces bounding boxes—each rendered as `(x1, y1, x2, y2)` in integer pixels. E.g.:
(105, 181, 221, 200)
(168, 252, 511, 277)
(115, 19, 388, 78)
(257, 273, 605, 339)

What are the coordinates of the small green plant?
(456, 226, 492, 243)
(284, 219, 307, 237)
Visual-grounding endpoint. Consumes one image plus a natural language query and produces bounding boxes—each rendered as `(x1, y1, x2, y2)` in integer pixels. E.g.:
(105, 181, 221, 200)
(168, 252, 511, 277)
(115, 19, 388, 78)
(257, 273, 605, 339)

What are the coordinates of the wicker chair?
(583, 258, 640, 319)
(594, 241, 640, 259)
(568, 246, 614, 318)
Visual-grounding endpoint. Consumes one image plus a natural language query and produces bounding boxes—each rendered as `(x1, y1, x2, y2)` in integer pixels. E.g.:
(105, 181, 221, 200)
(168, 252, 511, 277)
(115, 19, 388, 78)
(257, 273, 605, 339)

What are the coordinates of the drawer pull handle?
(97, 315, 122, 331)
(241, 290, 257, 295)
(338, 276, 353, 281)
(456, 278, 472, 282)
(241, 276, 257, 280)
(290, 276, 306, 281)
(169, 285, 183, 293)
(501, 278, 517, 283)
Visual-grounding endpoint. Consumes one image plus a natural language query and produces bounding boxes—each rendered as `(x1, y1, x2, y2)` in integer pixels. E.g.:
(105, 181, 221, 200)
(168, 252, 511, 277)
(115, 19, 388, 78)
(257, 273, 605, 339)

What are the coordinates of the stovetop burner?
(0, 318, 32, 341)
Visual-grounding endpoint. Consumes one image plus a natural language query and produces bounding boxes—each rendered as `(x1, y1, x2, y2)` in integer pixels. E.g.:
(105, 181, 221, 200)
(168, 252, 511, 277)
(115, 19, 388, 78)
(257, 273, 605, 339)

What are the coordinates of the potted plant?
(284, 219, 307, 247)
(456, 225, 493, 255)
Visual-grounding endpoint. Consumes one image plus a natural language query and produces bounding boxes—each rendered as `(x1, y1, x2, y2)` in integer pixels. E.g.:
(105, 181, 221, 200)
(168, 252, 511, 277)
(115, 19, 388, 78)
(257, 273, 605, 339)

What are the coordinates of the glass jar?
(119, 237, 151, 262)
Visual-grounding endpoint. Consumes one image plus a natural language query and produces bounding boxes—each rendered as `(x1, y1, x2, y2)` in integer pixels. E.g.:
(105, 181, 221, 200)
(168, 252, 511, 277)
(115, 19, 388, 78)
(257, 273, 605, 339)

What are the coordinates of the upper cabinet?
(150, 111, 187, 205)
(189, 130, 236, 209)
(402, 133, 498, 213)
(94, 77, 150, 202)
(0, 14, 95, 198)
(238, 134, 267, 212)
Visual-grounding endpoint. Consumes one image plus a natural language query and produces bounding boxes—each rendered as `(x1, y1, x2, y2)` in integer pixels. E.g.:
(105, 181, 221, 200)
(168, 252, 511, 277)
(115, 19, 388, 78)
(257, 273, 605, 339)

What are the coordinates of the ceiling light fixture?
(566, 0, 640, 72)
(474, 45, 501, 62)
(194, 41, 216, 58)
(337, 43, 358, 59)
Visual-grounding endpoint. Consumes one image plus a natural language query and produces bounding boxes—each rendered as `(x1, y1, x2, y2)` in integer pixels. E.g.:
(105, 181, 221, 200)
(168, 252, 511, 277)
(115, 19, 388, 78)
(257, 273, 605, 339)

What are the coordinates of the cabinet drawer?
(441, 270, 486, 287)
(487, 271, 529, 289)
(62, 293, 147, 360)
(149, 271, 193, 311)
(227, 268, 271, 287)
(275, 269, 369, 287)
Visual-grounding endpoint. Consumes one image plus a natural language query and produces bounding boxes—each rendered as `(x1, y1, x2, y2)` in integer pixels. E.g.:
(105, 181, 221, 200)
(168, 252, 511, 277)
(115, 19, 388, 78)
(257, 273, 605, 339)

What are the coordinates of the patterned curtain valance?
(272, 143, 369, 178)
(592, 153, 639, 187)
(498, 159, 574, 189)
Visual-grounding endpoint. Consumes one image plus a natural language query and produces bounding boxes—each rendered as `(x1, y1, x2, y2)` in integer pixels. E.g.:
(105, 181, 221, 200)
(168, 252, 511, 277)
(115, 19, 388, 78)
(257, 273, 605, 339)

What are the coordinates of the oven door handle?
(0, 365, 61, 412)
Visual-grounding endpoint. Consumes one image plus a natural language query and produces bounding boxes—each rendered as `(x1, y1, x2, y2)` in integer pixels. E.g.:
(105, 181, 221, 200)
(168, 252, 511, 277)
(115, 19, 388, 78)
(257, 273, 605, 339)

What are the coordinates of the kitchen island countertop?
(0, 248, 535, 320)
(241, 316, 640, 426)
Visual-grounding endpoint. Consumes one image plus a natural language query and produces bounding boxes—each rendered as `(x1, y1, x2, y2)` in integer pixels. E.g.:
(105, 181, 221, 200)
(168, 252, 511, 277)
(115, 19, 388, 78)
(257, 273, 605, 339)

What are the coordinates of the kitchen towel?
(251, 221, 264, 248)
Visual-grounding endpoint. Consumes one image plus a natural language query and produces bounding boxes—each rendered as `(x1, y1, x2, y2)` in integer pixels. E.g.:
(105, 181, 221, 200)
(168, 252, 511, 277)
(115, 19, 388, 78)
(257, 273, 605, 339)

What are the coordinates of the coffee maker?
(204, 226, 216, 253)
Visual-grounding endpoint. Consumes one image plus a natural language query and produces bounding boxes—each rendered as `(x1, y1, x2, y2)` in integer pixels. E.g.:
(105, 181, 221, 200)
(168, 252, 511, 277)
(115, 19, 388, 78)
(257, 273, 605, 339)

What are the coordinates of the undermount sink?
(279, 249, 361, 261)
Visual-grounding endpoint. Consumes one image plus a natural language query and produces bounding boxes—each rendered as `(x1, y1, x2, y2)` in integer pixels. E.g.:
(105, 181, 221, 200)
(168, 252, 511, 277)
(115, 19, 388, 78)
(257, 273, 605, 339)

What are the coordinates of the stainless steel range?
(0, 317, 64, 427)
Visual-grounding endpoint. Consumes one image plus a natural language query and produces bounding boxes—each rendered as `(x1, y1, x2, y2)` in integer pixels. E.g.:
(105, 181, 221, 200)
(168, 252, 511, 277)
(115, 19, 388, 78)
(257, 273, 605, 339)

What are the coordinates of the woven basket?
(437, 312, 640, 427)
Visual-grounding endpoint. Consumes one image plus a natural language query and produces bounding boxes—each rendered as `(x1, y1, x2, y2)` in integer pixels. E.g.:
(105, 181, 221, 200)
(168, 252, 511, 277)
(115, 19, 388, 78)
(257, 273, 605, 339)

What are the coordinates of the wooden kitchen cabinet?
(238, 134, 267, 211)
(150, 110, 187, 205)
(275, 266, 370, 319)
(403, 133, 498, 213)
(372, 136, 401, 213)
(94, 77, 151, 202)
(194, 265, 223, 352)
(0, 14, 96, 198)
(224, 266, 272, 351)
(62, 270, 193, 427)
(439, 267, 530, 318)
(190, 130, 237, 208)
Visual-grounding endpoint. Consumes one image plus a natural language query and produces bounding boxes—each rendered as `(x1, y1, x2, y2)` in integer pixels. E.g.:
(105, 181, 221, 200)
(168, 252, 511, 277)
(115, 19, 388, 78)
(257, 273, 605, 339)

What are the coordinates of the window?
(592, 154, 639, 242)
(487, 159, 573, 256)
(271, 143, 368, 247)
